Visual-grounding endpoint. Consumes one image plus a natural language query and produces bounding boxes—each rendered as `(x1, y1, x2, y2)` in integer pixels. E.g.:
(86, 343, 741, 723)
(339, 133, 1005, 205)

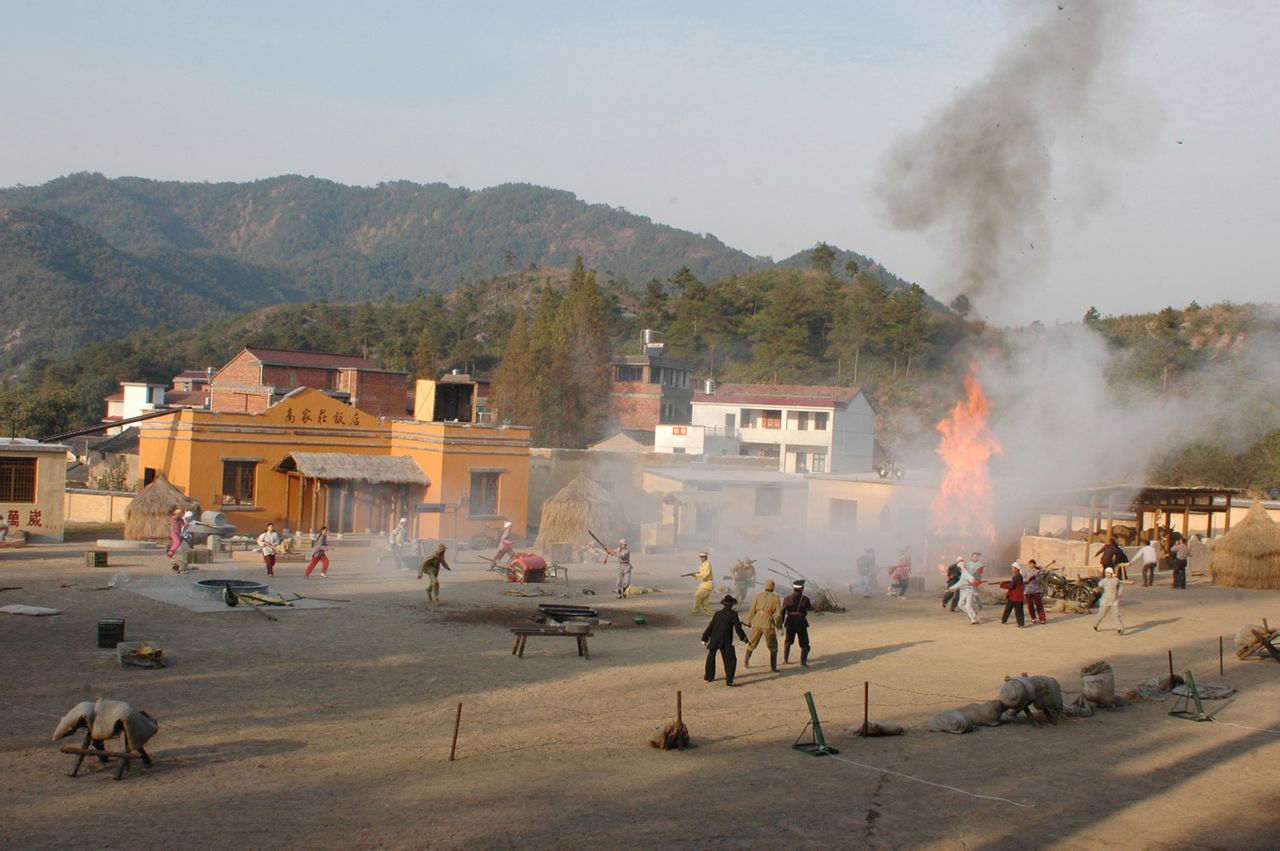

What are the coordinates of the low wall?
(65, 488, 135, 523)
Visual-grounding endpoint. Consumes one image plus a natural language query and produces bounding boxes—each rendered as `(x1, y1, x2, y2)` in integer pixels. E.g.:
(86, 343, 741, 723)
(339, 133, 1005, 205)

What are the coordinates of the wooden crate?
(84, 550, 109, 568)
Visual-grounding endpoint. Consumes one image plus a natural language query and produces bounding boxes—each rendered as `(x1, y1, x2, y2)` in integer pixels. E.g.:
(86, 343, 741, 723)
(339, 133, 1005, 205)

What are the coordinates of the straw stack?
(1208, 502, 1280, 590)
(532, 473, 627, 552)
(124, 474, 200, 541)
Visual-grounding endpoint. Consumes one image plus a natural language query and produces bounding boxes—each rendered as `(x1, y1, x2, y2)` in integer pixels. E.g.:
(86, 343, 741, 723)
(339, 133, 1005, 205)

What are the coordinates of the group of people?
(1094, 534, 1190, 589)
(700, 574, 815, 686)
(848, 547, 913, 599)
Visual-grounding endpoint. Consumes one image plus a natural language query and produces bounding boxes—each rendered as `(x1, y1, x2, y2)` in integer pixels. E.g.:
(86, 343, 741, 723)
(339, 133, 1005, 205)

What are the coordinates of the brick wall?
(610, 390, 662, 429)
(213, 351, 262, 386)
(210, 388, 271, 413)
(350, 371, 410, 418)
(262, 365, 338, 391)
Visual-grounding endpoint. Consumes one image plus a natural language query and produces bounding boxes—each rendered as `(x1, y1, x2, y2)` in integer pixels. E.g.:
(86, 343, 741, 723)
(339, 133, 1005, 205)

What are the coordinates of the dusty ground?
(2, 540, 1280, 849)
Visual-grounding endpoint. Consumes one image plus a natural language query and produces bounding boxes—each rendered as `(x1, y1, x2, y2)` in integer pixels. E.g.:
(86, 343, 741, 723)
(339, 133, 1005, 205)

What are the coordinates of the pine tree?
(412, 327, 437, 379)
(491, 309, 535, 425)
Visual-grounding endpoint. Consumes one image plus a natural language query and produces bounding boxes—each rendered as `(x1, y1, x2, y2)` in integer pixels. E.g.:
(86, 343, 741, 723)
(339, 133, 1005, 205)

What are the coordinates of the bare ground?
(2, 542, 1279, 849)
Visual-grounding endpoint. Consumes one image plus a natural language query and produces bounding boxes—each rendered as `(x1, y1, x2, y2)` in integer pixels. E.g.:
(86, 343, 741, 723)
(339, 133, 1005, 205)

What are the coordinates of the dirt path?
(2, 543, 1278, 848)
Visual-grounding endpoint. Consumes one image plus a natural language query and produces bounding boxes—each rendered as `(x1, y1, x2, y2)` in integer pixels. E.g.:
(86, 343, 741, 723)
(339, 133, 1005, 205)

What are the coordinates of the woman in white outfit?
(948, 559, 981, 625)
(1093, 566, 1125, 634)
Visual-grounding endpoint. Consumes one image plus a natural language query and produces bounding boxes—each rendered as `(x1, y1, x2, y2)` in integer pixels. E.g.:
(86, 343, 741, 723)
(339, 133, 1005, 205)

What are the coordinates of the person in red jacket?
(999, 561, 1026, 627)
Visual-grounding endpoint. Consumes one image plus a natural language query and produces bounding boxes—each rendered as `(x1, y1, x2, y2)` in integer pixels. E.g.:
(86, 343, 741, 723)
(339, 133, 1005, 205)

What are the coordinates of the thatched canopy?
(124, 474, 200, 541)
(276, 452, 429, 485)
(533, 473, 628, 551)
(1208, 502, 1280, 590)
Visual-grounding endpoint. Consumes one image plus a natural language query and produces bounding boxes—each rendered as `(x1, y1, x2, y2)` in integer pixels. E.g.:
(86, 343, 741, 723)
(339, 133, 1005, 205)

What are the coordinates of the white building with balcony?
(652, 423, 741, 457)
(689, 383, 874, 474)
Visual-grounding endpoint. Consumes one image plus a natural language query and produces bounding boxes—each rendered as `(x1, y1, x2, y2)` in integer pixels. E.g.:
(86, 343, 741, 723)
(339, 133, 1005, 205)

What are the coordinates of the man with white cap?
(607, 538, 632, 598)
(1093, 566, 1125, 634)
(389, 517, 411, 567)
(691, 550, 714, 615)
(494, 520, 515, 564)
(948, 559, 981, 625)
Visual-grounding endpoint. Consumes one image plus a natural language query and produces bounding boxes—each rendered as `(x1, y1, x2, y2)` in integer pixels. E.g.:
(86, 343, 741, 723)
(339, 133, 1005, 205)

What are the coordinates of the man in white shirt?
(1134, 540, 1160, 587)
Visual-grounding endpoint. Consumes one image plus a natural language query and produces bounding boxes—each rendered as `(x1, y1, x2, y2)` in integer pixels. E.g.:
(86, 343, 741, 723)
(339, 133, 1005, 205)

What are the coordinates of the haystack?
(124, 474, 200, 541)
(1208, 502, 1280, 590)
(533, 473, 627, 551)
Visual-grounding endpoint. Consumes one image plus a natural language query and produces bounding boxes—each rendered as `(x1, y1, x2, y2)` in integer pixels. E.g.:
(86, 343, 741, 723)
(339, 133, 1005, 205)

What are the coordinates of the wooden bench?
(510, 628, 593, 660)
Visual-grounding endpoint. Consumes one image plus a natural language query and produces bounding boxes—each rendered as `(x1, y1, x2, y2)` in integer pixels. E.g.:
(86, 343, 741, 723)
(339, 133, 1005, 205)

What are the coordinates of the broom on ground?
(649, 690, 689, 750)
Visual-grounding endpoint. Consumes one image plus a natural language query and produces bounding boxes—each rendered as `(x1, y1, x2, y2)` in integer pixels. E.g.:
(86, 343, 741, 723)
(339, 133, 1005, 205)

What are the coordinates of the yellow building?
(137, 388, 530, 541)
(0, 438, 71, 543)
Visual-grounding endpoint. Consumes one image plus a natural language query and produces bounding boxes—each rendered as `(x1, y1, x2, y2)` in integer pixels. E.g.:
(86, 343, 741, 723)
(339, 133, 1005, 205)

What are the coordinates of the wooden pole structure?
(677, 689, 684, 749)
(1220, 636, 1224, 676)
(862, 680, 870, 736)
(449, 702, 463, 761)
(310, 477, 320, 535)
(1168, 649, 1174, 682)
(1224, 493, 1233, 533)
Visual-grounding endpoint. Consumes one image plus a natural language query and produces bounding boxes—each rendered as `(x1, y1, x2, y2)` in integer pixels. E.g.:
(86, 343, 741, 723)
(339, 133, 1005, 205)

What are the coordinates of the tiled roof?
(243, 347, 380, 370)
(694, 383, 862, 407)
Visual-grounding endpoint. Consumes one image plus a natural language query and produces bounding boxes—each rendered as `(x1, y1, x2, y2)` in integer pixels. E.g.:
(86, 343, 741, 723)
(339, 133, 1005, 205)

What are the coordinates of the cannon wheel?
(1068, 586, 1094, 604)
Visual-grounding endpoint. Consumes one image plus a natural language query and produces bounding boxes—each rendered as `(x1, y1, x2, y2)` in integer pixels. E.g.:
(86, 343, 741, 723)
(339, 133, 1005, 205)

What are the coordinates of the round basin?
(190, 578, 269, 600)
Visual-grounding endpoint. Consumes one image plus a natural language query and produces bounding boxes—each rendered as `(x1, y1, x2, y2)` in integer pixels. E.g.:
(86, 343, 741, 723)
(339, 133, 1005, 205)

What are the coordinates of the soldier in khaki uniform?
(744, 578, 782, 671)
(691, 550, 714, 615)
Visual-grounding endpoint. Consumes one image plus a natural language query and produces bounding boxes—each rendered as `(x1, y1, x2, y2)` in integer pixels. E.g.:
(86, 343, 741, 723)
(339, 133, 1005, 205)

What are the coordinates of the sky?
(2, 0, 1278, 324)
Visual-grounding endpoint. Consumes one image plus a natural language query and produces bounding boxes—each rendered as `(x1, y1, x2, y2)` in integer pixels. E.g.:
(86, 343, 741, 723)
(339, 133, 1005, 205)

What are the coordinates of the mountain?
(0, 173, 915, 372)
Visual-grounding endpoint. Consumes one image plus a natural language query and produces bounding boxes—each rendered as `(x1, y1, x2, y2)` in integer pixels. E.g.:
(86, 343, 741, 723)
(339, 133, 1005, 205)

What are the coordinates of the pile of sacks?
(928, 662, 1122, 734)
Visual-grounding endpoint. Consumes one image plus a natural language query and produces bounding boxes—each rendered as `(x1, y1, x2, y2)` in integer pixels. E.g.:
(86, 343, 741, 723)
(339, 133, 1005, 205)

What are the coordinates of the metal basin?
(190, 578, 269, 600)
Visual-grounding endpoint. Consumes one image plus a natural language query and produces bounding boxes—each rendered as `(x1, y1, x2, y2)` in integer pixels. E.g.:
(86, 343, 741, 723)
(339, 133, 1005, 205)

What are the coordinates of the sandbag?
(1080, 660, 1116, 708)
(960, 700, 1005, 727)
(927, 709, 974, 734)
(1027, 675, 1064, 715)
(1065, 694, 1095, 717)
(999, 677, 1035, 712)
(51, 698, 158, 751)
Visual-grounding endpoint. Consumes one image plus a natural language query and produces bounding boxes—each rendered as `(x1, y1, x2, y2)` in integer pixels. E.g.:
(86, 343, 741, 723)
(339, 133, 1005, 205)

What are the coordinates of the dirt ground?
(3, 541, 1280, 849)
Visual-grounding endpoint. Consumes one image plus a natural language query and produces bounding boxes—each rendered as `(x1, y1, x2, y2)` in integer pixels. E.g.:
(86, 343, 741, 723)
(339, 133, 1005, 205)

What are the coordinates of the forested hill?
(0, 172, 907, 372)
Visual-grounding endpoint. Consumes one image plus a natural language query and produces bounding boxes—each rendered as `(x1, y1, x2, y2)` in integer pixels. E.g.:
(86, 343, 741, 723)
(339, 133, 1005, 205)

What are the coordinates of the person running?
(304, 526, 330, 578)
(942, 558, 963, 611)
(948, 561, 981, 625)
(1134, 540, 1160, 587)
(853, 547, 876, 597)
(257, 523, 281, 577)
(1093, 567, 1125, 634)
(999, 561, 1026, 627)
(167, 509, 195, 573)
(418, 543, 452, 603)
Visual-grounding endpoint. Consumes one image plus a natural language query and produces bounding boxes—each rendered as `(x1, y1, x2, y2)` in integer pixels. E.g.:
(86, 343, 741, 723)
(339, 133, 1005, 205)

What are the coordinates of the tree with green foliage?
(490, 309, 535, 426)
(637, 278, 670, 332)
(810, 242, 836, 275)
(412, 327, 438, 379)
(950, 293, 972, 317)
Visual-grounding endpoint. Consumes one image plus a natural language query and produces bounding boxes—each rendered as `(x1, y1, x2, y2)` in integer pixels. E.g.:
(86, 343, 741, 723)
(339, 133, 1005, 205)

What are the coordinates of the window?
(761, 410, 782, 429)
(0, 458, 37, 503)
(830, 499, 857, 528)
(740, 408, 755, 428)
(615, 365, 643, 382)
(812, 453, 827, 473)
(469, 471, 500, 517)
(813, 412, 829, 430)
(788, 411, 809, 430)
(754, 487, 782, 516)
(221, 461, 257, 506)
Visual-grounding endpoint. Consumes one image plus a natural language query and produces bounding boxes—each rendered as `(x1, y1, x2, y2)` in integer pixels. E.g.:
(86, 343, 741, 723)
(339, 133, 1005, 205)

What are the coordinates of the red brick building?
(608, 354, 693, 429)
(209, 347, 409, 418)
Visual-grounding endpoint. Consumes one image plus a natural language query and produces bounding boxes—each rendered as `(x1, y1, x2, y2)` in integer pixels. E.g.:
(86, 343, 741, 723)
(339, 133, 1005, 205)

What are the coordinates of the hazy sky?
(3, 1, 1277, 323)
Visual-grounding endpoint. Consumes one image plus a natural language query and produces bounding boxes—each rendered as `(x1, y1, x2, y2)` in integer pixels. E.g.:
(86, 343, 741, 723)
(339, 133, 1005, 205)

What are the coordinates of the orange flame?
(930, 366, 1001, 546)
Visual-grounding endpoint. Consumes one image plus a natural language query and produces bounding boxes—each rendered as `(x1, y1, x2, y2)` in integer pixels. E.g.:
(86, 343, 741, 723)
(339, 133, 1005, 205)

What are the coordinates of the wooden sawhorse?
(510, 628, 592, 660)
(61, 729, 153, 780)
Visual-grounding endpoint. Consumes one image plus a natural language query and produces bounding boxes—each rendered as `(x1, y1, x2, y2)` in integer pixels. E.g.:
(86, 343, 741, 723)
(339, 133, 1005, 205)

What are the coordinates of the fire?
(930, 366, 1001, 548)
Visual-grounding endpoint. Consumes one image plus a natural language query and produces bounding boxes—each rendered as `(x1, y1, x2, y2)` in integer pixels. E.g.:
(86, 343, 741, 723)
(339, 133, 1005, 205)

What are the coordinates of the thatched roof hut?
(1208, 502, 1280, 590)
(124, 474, 201, 541)
(533, 473, 628, 551)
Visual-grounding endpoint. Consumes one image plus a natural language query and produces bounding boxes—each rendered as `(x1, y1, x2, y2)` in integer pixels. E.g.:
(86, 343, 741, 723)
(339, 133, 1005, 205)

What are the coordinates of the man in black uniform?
(781, 579, 814, 667)
(701, 595, 748, 686)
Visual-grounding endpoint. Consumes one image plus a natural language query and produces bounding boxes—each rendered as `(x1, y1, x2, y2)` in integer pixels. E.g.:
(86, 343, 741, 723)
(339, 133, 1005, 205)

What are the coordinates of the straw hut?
(124, 474, 201, 541)
(1208, 502, 1280, 590)
(533, 473, 628, 552)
